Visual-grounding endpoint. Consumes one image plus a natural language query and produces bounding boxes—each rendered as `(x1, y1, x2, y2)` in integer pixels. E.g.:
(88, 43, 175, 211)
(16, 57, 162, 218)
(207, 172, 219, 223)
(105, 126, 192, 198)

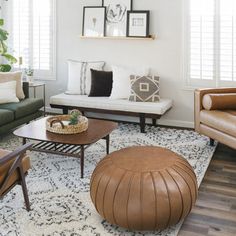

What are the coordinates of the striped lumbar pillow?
(66, 60, 105, 95)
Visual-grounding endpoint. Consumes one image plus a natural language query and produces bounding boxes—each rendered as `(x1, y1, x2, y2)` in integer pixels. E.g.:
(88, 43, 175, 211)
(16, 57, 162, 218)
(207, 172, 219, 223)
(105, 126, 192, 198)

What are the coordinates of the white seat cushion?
(50, 93, 173, 115)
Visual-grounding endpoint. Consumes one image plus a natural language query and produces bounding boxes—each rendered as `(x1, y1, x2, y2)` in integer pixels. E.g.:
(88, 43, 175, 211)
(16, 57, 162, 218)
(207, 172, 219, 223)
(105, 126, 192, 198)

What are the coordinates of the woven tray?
(46, 115, 88, 134)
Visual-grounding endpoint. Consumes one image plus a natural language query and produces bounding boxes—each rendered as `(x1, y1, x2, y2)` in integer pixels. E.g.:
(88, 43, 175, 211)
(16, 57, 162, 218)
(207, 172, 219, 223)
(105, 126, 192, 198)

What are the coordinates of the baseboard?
(45, 107, 194, 129)
(46, 106, 63, 114)
(158, 119, 194, 129)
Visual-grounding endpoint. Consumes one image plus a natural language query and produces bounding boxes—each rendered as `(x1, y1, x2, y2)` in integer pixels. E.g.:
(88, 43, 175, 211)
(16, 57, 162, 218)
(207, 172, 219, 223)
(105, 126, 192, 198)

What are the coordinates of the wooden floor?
(179, 144, 236, 236)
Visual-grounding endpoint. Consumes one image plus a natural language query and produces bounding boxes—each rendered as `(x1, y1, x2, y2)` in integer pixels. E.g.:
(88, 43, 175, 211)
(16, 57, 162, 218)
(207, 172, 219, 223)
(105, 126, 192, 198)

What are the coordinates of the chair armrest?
(194, 87, 236, 132)
(23, 82, 29, 99)
(0, 143, 33, 196)
(0, 143, 33, 165)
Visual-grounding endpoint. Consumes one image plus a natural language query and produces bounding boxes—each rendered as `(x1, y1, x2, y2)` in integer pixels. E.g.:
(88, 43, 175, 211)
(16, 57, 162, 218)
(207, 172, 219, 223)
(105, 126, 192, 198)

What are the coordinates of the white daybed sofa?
(50, 93, 173, 133)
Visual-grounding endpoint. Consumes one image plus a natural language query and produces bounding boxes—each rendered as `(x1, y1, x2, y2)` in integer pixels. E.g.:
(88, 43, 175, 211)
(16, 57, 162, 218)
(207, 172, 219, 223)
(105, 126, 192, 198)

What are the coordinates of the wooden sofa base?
(50, 104, 162, 133)
(200, 124, 236, 150)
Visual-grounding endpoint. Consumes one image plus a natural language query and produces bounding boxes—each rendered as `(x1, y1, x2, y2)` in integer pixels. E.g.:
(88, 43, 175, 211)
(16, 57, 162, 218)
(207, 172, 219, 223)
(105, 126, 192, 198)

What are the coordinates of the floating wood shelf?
(80, 35, 155, 40)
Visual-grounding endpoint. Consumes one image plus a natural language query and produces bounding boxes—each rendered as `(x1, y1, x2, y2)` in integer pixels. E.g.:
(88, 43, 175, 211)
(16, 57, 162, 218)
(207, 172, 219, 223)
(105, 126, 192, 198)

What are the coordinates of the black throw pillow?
(89, 69, 113, 97)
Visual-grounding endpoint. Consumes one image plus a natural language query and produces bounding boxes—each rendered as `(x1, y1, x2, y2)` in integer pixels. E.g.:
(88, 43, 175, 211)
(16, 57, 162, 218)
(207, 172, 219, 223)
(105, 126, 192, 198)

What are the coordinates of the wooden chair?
(0, 143, 33, 211)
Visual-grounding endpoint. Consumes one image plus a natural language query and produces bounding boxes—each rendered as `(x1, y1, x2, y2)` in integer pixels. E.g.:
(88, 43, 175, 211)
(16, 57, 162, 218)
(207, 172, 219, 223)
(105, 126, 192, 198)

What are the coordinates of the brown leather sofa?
(194, 88, 236, 149)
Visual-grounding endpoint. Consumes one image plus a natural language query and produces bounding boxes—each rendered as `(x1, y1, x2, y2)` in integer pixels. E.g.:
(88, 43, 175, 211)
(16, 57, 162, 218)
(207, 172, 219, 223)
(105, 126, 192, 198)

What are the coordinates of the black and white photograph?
(82, 7, 106, 37)
(127, 11, 150, 37)
(102, 0, 132, 36)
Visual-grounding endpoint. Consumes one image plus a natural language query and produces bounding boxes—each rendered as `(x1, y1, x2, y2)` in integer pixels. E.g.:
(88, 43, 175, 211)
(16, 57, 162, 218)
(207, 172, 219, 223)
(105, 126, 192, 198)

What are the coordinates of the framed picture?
(127, 11, 150, 37)
(102, 0, 133, 36)
(82, 7, 106, 37)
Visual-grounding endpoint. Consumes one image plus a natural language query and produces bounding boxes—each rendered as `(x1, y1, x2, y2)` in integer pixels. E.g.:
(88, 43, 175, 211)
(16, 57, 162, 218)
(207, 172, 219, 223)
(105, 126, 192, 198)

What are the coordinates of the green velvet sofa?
(0, 82, 44, 135)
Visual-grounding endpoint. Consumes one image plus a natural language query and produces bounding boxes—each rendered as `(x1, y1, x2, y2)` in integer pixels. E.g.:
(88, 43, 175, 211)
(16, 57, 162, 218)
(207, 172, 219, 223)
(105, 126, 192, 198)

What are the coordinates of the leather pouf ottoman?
(90, 146, 198, 231)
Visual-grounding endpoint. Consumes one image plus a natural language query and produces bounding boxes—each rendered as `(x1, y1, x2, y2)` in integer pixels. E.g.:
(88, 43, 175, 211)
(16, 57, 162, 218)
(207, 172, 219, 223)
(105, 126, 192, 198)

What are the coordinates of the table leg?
(23, 138, 26, 145)
(106, 135, 110, 154)
(80, 145, 84, 178)
(43, 84, 46, 116)
(34, 87, 36, 98)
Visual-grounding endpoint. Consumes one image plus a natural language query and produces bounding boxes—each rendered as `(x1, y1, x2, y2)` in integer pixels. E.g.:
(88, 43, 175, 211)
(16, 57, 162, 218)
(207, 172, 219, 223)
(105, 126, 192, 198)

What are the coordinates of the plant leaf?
(0, 64, 11, 72)
(0, 28, 8, 41)
(0, 41, 7, 54)
(0, 19, 4, 26)
(2, 54, 17, 64)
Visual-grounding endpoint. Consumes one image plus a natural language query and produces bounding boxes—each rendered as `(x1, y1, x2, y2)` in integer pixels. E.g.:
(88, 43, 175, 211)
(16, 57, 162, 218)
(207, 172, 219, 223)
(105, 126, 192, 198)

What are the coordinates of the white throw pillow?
(0, 71, 25, 99)
(66, 60, 105, 95)
(110, 65, 150, 99)
(0, 81, 19, 104)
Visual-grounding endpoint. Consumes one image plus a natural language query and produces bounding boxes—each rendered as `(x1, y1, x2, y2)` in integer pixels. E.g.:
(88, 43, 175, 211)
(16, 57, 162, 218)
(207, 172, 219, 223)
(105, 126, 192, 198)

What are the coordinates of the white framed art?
(82, 7, 106, 37)
(127, 11, 150, 37)
(102, 0, 132, 36)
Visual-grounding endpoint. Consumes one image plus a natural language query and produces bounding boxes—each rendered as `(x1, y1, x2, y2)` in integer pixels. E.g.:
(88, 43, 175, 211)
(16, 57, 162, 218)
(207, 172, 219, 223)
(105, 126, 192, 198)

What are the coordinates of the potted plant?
(0, 19, 17, 72)
(69, 110, 82, 125)
(24, 67, 34, 83)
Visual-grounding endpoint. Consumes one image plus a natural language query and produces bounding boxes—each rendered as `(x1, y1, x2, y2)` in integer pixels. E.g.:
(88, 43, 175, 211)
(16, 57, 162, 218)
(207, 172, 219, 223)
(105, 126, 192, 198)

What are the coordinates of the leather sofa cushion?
(0, 149, 31, 194)
(202, 93, 236, 110)
(0, 98, 43, 119)
(200, 110, 236, 138)
(0, 109, 14, 126)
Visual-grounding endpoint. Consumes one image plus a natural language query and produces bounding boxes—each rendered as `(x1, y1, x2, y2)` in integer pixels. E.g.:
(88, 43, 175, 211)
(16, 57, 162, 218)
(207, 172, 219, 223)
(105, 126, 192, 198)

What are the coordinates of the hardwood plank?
(179, 144, 236, 236)
(191, 206, 236, 222)
(208, 227, 236, 236)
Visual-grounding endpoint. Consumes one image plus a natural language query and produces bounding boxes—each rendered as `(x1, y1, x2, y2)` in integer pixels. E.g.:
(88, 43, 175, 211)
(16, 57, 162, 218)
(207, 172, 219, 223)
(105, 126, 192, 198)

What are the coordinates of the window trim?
(182, 0, 236, 89)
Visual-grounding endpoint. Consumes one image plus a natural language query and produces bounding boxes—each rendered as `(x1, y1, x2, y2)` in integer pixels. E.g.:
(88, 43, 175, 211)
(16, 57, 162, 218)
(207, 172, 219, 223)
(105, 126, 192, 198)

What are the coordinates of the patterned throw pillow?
(129, 75, 160, 102)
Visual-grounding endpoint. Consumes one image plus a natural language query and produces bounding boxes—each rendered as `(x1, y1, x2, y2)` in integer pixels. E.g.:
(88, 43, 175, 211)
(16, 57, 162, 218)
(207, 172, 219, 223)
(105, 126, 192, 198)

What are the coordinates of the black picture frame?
(82, 6, 106, 37)
(102, 0, 133, 10)
(127, 11, 150, 38)
(102, 0, 133, 36)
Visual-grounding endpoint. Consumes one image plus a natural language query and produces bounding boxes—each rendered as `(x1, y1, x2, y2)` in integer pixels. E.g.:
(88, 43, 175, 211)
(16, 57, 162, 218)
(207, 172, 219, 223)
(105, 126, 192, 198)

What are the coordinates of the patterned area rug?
(0, 124, 216, 236)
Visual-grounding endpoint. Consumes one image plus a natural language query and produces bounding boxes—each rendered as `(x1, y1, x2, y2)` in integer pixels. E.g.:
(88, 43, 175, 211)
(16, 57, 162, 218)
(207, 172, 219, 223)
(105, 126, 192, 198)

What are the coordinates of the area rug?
(0, 124, 217, 236)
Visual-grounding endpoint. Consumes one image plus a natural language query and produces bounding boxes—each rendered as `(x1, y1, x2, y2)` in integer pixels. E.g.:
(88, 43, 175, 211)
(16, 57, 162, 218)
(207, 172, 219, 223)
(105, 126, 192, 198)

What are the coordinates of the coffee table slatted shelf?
(31, 141, 91, 158)
(14, 117, 118, 178)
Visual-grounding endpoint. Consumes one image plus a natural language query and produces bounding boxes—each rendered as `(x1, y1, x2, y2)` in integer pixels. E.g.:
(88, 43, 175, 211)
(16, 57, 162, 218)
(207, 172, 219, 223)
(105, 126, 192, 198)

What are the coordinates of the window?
(3, 0, 56, 80)
(184, 0, 236, 87)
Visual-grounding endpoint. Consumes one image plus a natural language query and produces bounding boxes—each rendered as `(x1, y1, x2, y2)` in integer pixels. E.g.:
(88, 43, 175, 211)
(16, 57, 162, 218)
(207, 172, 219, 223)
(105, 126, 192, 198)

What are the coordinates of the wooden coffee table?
(14, 117, 118, 178)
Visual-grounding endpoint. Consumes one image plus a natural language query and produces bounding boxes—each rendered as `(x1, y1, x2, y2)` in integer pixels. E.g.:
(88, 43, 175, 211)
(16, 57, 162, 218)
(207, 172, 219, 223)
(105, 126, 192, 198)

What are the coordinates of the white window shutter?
(219, 0, 236, 82)
(185, 0, 236, 87)
(4, 0, 56, 80)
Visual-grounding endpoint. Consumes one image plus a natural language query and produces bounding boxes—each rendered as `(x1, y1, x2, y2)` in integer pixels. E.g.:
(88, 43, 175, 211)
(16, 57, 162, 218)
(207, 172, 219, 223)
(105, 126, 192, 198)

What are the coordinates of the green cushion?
(0, 111, 43, 135)
(0, 109, 14, 126)
(0, 98, 44, 119)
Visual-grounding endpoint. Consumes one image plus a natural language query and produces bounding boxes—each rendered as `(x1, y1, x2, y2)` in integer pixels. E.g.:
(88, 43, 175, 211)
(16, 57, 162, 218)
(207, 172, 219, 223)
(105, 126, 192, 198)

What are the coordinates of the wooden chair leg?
(19, 167, 30, 211)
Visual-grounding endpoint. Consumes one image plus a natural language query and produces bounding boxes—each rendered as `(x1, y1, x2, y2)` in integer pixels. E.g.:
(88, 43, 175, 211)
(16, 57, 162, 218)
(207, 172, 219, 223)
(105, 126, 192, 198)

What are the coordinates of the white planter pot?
(27, 75, 34, 83)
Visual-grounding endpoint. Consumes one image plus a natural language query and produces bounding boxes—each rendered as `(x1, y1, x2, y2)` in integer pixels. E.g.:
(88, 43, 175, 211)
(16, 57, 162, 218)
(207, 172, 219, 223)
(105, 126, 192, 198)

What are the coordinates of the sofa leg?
(210, 138, 215, 146)
(152, 119, 157, 127)
(62, 107, 69, 114)
(140, 114, 146, 133)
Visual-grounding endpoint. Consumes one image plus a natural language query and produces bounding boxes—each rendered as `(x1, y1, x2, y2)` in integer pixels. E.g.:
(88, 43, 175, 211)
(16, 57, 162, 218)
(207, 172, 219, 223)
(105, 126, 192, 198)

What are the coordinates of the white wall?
(44, 0, 194, 128)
